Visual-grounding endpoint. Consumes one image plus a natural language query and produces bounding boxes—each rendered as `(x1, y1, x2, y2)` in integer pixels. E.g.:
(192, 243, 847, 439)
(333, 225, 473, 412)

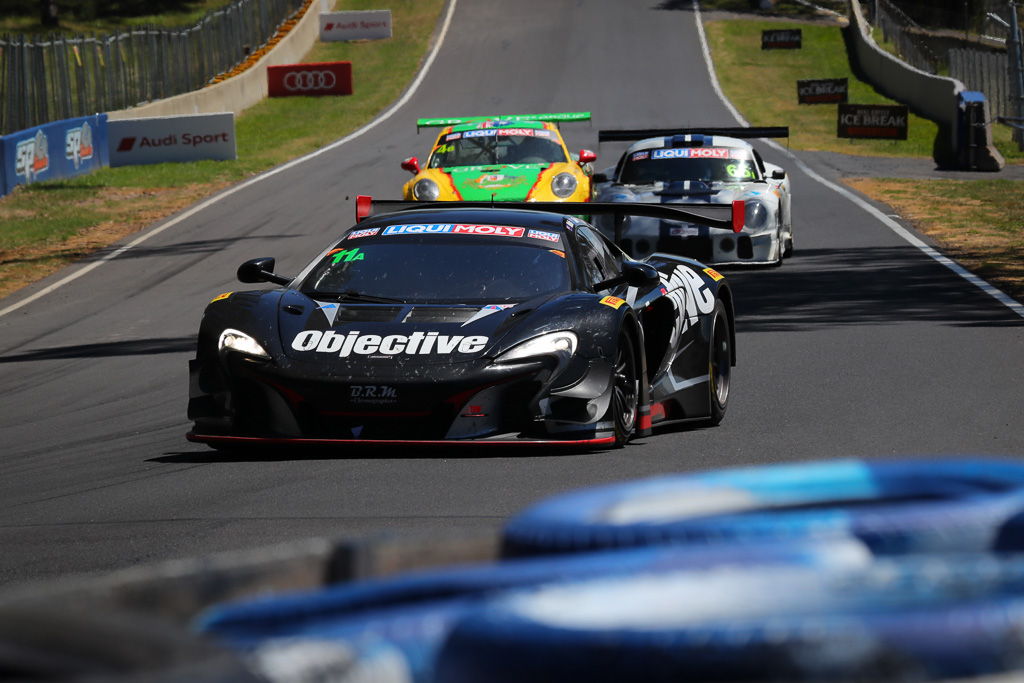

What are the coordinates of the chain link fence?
(0, 0, 306, 136)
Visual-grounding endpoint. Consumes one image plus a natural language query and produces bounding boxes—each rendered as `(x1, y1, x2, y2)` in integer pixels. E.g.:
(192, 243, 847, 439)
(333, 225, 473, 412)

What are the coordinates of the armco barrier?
(845, 0, 1004, 170)
(0, 114, 108, 197)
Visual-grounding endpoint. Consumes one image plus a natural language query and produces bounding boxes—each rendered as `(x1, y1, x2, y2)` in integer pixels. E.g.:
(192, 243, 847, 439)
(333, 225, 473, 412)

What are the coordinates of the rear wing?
(417, 112, 591, 132)
(355, 197, 747, 244)
(598, 126, 789, 143)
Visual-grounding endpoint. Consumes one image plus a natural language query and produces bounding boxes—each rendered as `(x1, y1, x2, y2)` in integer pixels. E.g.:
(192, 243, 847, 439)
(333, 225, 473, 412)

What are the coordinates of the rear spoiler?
(417, 112, 591, 132)
(355, 197, 747, 243)
(598, 126, 789, 143)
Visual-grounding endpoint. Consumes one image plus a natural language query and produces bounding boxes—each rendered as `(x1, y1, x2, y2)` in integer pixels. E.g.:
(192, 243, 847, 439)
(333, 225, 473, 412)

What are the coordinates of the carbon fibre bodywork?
(187, 206, 735, 449)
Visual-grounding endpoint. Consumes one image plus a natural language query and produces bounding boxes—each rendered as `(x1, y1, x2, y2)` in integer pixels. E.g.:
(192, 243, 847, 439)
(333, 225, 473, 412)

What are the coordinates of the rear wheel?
(607, 331, 639, 448)
(708, 299, 731, 425)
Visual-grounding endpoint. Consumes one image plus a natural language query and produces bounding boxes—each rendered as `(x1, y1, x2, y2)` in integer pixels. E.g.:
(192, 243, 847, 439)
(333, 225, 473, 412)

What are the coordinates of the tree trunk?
(40, 0, 59, 27)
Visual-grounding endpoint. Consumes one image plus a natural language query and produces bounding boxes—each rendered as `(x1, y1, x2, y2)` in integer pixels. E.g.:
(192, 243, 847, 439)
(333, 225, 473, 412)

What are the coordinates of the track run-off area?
(1, 0, 1022, 587)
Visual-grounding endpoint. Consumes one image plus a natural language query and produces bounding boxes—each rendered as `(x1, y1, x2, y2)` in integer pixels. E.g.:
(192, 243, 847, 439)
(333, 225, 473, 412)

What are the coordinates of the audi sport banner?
(267, 62, 353, 97)
(762, 29, 802, 49)
(837, 104, 908, 140)
(0, 114, 109, 197)
(797, 78, 848, 104)
(108, 113, 236, 167)
(320, 10, 392, 41)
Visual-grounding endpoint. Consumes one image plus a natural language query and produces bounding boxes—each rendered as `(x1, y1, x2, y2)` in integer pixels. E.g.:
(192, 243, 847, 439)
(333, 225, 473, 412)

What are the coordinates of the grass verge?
(705, 11, 1023, 304)
(0, 0, 445, 300)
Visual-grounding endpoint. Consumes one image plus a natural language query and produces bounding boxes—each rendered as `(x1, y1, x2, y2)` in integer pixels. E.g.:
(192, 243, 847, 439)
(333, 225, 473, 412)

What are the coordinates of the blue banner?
(0, 114, 109, 197)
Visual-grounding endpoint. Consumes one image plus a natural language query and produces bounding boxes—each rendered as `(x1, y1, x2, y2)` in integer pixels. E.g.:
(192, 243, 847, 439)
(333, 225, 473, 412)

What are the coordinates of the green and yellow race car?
(400, 112, 596, 203)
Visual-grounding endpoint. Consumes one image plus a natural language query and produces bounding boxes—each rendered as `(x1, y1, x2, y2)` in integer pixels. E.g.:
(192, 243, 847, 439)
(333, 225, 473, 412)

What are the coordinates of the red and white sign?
(320, 10, 392, 42)
(108, 113, 236, 167)
(268, 61, 352, 97)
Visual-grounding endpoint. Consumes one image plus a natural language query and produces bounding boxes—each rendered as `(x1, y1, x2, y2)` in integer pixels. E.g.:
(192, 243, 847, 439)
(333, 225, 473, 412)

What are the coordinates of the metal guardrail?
(0, 0, 305, 136)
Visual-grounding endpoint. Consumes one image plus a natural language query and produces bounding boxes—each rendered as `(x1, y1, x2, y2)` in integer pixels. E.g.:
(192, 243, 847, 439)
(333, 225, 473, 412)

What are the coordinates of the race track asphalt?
(1, 0, 1023, 588)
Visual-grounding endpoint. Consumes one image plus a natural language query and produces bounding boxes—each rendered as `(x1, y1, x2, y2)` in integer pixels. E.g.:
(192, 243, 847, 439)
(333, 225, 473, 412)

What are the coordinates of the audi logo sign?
(268, 62, 352, 98)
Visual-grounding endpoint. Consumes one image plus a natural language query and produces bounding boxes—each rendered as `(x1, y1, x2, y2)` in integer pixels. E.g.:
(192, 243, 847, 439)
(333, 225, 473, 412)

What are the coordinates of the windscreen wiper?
(305, 291, 407, 304)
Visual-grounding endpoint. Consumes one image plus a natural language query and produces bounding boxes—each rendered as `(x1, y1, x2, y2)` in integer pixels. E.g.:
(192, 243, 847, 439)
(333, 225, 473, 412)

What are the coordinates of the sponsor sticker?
(381, 223, 526, 237)
(347, 227, 380, 240)
(600, 295, 627, 310)
(445, 132, 462, 141)
(210, 292, 232, 303)
(329, 247, 365, 263)
(14, 130, 50, 180)
(527, 229, 560, 243)
(669, 225, 700, 237)
(350, 384, 398, 404)
(652, 147, 730, 160)
(630, 151, 650, 161)
(64, 121, 94, 169)
(703, 267, 725, 282)
(292, 330, 489, 357)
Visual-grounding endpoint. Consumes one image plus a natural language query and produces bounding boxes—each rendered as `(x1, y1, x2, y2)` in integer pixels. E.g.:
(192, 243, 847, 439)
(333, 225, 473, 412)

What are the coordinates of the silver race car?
(593, 127, 793, 266)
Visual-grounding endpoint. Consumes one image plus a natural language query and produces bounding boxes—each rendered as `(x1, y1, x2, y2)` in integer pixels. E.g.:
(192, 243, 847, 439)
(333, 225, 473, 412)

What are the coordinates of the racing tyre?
(433, 556, 1024, 683)
(707, 299, 731, 426)
(607, 330, 639, 448)
(500, 458, 1024, 557)
(197, 541, 870, 682)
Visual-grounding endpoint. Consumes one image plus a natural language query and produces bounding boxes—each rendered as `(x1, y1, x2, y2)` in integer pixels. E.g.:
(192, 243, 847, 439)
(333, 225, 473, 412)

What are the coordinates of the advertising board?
(0, 114, 109, 197)
(837, 104, 908, 140)
(320, 10, 392, 41)
(108, 113, 236, 167)
(797, 78, 848, 104)
(762, 29, 802, 49)
(267, 62, 353, 97)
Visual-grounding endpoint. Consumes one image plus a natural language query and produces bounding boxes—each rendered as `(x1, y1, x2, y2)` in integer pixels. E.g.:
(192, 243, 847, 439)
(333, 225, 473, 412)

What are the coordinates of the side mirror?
(237, 257, 291, 286)
(401, 156, 421, 174)
(622, 261, 661, 287)
(578, 149, 597, 164)
(593, 261, 660, 292)
(771, 169, 786, 180)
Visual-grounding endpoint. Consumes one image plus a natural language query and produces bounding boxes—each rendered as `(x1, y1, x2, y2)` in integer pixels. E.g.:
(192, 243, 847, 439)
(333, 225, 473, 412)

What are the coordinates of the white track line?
(0, 0, 459, 320)
(692, 0, 1024, 319)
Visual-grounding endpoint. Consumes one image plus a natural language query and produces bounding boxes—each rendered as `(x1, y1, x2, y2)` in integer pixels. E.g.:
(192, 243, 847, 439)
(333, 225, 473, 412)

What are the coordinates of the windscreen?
(619, 147, 762, 184)
(428, 128, 566, 167)
(299, 226, 570, 304)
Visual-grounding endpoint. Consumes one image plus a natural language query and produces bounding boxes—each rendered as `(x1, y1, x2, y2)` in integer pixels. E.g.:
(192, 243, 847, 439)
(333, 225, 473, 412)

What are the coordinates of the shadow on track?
(0, 336, 195, 362)
(152, 442, 613, 464)
(721, 246, 1023, 331)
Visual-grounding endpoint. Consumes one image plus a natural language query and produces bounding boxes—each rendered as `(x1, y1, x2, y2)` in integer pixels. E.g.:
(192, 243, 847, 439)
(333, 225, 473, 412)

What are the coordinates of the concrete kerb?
(106, 0, 322, 121)
(844, 0, 1004, 170)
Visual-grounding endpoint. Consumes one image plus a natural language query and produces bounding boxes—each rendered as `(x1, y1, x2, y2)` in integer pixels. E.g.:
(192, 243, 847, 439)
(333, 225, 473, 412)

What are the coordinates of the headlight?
(218, 328, 270, 359)
(550, 172, 578, 198)
(744, 200, 769, 231)
(497, 331, 577, 363)
(413, 178, 440, 201)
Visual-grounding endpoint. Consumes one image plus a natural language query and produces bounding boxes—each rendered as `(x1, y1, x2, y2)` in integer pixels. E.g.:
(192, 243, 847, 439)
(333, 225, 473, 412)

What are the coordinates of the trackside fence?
(0, 0, 305, 136)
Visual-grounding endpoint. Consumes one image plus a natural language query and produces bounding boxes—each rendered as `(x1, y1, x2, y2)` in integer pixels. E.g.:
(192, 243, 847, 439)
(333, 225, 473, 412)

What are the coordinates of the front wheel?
(707, 299, 731, 426)
(606, 331, 639, 448)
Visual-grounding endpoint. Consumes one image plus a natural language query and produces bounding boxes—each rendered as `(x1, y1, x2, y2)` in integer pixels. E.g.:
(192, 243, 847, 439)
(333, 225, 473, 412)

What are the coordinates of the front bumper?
(614, 217, 780, 265)
(188, 351, 616, 444)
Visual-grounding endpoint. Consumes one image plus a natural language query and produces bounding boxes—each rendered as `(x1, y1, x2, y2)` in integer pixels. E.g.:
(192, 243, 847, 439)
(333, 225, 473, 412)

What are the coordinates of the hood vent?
(333, 306, 404, 323)
(402, 307, 476, 324)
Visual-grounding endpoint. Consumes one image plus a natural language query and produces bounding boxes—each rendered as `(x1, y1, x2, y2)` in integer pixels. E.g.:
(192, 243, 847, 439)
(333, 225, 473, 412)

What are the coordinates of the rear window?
(299, 226, 570, 304)
(429, 129, 566, 167)
(620, 147, 762, 184)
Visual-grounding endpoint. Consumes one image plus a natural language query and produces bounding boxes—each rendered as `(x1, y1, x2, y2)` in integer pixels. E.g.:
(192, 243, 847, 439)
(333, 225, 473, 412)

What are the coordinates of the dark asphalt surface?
(1, 0, 1023, 590)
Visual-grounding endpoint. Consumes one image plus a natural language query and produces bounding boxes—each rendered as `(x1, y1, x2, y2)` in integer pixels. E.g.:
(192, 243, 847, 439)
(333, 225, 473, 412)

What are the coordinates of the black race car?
(187, 201, 737, 449)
